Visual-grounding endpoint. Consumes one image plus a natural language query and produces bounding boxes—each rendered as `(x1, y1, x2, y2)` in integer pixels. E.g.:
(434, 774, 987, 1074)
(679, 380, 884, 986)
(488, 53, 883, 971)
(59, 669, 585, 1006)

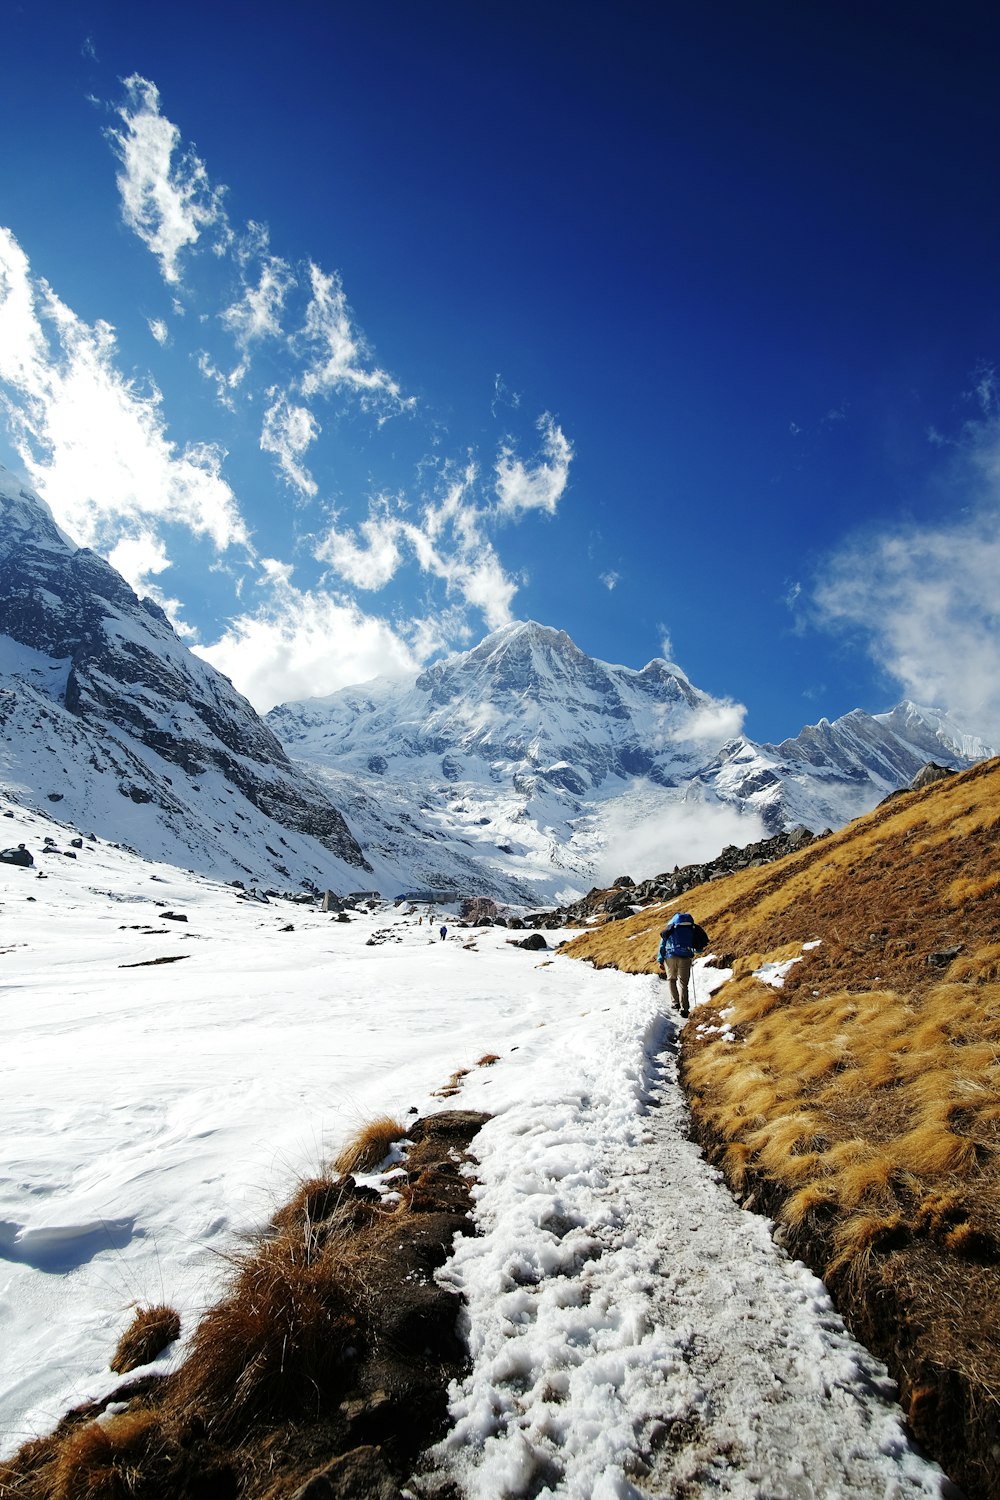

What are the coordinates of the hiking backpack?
(663, 912, 709, 958)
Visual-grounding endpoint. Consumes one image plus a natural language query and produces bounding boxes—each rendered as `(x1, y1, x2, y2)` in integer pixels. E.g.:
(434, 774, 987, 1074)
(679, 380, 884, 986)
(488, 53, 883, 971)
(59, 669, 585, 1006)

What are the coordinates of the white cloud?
(316, 507, 403, 590)
(222, 253, 294, 346)
(597, 800, 767, 885)
(109, 76, 229, 285)
(495, 413, 572, 516)
(815, 502, 1000, 744)
(148, 317, 168, 345)
(106, 529, 171, 586)
(105, 530, 197, 639)
(260, 390, 320, 497)
(454, 549, 518, 627)
(299, 262, 412, 413)
(196, 349, 248, 409)
(671, 699, 747, 746)
(195, 570, 423, 711)
(314, 459, 522, 630)
(600, 570, 620, 591)
(0, 226, 250, 555)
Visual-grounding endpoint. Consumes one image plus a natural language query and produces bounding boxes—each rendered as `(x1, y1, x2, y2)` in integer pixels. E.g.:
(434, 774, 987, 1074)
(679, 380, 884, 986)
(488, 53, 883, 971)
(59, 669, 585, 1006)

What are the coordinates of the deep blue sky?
(2, 1, 1000, 746)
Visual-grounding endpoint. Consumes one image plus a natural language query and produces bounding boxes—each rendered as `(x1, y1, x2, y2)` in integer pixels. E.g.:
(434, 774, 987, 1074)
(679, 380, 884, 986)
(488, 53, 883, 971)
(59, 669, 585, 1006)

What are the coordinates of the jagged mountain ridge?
(269, 622, 994, 903)
(270, 623, 719, 793)
(1, 468, 992, 905)
(0, 471, 369, 890)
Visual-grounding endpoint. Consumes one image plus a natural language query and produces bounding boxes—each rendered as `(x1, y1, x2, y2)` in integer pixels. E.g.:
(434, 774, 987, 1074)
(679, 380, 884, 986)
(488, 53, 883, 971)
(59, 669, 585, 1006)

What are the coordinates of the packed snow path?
(0, 806, 956, 1495)
(430, 975, 957, 1500)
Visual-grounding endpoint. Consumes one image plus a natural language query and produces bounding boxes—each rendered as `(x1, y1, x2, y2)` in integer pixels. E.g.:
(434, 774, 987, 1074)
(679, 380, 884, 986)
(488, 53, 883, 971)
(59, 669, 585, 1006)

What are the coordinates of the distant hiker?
(657, 912, 709, 1018)
(440, 925, 448, 940)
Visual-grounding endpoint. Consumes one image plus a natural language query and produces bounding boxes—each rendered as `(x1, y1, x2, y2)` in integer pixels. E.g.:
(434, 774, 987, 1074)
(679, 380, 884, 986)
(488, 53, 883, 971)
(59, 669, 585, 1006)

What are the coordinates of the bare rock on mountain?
(0, 470, 368, 887)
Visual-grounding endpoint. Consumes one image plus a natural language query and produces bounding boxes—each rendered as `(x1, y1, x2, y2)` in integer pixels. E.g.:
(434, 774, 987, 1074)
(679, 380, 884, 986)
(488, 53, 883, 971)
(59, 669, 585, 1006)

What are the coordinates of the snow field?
(1, 803, 957, 1496)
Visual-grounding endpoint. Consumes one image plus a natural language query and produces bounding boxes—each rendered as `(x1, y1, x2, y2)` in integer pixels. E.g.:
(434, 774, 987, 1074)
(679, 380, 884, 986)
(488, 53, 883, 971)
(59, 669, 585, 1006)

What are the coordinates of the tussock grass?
(0, 1110, 489, 1500)
(171, 1212, 363, 1432)
(432, 1066, 470, 1097)
(567, 755, 1000, 1498)
(48, 1409, 166, 1500)
(110, 1303, 181, 1375)
(331, 1115, 406, 1175)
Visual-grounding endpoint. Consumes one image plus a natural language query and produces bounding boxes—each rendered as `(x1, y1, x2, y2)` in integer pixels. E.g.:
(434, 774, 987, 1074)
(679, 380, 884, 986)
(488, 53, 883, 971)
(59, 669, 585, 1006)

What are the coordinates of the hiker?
(439, 924, 447, 940)
(657, 911, 708, 1018)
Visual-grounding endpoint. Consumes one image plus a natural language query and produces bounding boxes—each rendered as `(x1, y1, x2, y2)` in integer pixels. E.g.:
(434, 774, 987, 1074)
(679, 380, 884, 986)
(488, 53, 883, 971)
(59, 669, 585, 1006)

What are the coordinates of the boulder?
(0, 844, 33, 867)
(512, 932, 548, 951)
(911, 761, 956, 791)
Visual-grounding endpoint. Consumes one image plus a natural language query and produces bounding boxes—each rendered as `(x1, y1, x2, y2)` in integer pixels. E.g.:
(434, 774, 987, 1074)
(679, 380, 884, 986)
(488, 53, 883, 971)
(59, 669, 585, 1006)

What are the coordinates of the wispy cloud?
(814, 415, 1000, 745)
(670, 699, 747, 746)
(597, 800, 766, 884)
(300, 263, 413, 413)
(260, 390, 320, 497)
(315, 501, 403, 590)
(109, 75, 229, 285)
(105, 530, 197, 638)
(0, 226, 250, 554)
(314, 426, 571, 632)
(222, 243, 294, 346)
(600, 569, 620, 591)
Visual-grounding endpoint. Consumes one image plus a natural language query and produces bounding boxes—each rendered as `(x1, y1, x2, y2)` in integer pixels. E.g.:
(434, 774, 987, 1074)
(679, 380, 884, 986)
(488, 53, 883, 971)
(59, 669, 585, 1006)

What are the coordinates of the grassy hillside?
(565, 757, 1000, 1500)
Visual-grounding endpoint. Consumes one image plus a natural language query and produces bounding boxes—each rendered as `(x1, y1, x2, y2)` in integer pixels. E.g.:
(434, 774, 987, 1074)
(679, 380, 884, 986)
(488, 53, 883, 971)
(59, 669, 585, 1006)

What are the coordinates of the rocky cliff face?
(0, 470, 368, 888)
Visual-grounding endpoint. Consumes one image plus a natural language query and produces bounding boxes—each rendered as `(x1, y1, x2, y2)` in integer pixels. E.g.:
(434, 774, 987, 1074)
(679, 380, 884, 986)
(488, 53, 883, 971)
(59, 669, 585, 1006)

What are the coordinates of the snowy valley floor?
(0, 804, 959, 1496)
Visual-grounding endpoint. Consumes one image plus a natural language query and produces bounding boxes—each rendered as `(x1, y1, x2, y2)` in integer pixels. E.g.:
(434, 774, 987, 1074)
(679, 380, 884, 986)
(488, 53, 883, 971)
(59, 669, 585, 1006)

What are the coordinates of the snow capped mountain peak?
(0, 466, 77, 554)
(269, 624, 997, 903)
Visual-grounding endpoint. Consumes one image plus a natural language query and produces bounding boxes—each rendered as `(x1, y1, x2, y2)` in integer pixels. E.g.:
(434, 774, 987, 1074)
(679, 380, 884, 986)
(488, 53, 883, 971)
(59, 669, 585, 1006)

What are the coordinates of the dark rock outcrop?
(526, 825, 825, 928)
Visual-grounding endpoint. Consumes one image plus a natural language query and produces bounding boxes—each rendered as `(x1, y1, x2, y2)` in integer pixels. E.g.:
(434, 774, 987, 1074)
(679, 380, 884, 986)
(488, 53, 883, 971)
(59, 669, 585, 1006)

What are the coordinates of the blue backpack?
(661, 913, 708, 959)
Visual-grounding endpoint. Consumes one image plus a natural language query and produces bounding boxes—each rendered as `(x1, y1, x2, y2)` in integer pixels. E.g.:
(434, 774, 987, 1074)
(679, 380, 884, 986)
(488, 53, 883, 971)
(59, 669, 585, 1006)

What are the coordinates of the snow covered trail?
(429, 969, 958, 1500)
(0, 807, 958, 1494)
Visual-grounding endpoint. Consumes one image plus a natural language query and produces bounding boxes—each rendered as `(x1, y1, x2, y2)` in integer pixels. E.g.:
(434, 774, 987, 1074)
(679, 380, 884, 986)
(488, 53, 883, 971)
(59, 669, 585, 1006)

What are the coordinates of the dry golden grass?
(432, 1066, 470, 1097)
(171, 1213, 364, 1433)
(567, 755, 1000, 1498)
(110, 1303, 181, 1375)
(48, 1410, 165, 1500)
(331, 1115, 406, 1175)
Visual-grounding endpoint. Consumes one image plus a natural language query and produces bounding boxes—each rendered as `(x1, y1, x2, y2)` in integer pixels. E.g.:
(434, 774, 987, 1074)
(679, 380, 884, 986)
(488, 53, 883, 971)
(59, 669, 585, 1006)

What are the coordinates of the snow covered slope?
(705, 700, 995, 834)
(0, 470, 369, 891)
(269, 622, 993, 904)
